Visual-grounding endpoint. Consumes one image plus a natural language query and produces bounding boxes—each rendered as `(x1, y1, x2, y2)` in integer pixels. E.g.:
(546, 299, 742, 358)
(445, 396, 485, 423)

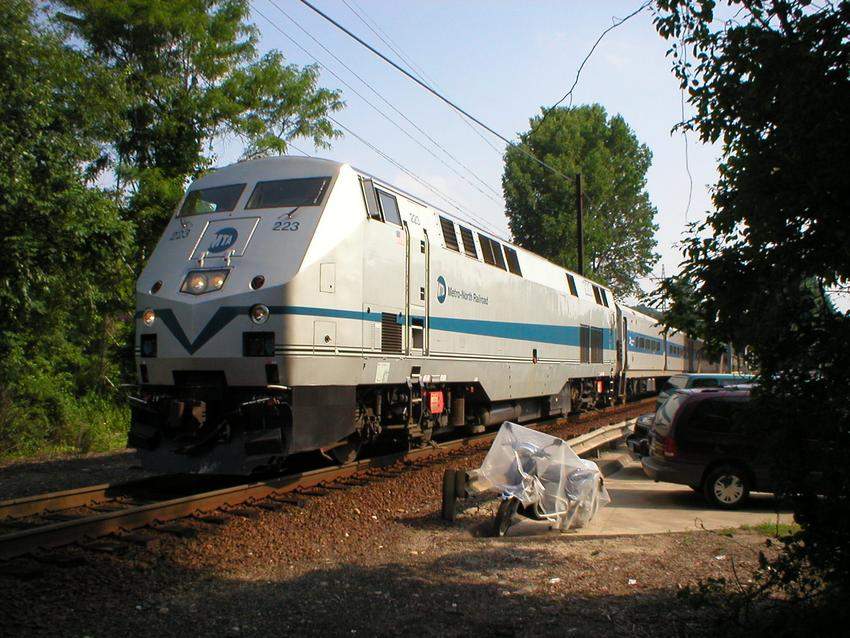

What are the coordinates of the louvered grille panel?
(580, 325, 591, 363)
(440, 217, 459, 251)
(590, 327, 604, 364)
(381, 313, 403, 354)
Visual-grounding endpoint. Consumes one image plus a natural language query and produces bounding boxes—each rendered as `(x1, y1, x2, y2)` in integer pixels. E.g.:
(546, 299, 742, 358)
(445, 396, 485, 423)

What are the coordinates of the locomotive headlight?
(250, 304, 270, 324)
(142, 308, 155, 326)
(208, 272, 227, 291)
(180, 269, 229, 295)
(188, 272, 208, 293)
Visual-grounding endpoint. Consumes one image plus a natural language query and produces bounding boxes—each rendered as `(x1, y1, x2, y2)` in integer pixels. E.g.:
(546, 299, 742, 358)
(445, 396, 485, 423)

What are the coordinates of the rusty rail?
(0, 405, 642, 561)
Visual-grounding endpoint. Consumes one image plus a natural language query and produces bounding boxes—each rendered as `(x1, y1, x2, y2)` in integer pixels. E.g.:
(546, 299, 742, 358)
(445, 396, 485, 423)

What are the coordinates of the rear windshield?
(653, 392, 687, 436)
(719, 375, 754, 386)
(246, 176, 330, 209)
(691, 377, 720, 388)
(661, 375, 687, 393)
(179, 183, 246, 216)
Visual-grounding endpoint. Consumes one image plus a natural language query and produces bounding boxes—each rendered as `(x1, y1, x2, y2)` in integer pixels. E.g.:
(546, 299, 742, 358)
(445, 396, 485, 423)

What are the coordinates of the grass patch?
(741, 520, 801, 538)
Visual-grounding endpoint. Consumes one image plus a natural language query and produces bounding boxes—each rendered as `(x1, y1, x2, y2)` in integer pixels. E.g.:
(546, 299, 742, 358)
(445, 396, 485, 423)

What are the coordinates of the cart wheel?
(454, 470, 468, 499)
(493, 497, 520, 537)
(441, 469, 458, 521)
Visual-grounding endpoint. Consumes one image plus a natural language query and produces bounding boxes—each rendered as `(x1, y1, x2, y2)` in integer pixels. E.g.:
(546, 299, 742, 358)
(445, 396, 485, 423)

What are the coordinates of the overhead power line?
(534, 1, 652, 131)
(266, 0, 502, 204)
(294, 0, 576, 184)
(341, 0, 505, 155)
(330, 116, 509, 240)
(252, 4, 504, 234)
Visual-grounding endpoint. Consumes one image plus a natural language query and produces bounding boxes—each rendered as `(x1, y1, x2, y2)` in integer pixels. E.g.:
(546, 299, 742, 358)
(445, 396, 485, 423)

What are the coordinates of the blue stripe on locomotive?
(142, 305, 617, 353)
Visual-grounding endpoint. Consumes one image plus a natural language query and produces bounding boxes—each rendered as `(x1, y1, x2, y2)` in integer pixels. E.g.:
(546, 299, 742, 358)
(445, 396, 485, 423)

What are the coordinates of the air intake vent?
(381, 313, 403, 354)
(439, 216, 459, 252)
(590, 327, 603, 364)
(580, 325, 590, 364)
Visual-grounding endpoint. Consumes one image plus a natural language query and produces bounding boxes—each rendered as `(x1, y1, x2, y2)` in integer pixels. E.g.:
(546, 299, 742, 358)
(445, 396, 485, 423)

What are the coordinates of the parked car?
(641, 388, 773, 508)
(626, 412, 655, 456)
(655, 373, 754, 410)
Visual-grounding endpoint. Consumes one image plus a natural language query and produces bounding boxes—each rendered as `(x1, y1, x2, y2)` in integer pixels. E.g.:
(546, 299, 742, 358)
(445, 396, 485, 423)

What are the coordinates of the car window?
(653, 393, 687, 437)
(719, 375, 754, 386)
(685, 399, 732, 433)
(661, 375, 687, 393)
(691, 378, 720, 388)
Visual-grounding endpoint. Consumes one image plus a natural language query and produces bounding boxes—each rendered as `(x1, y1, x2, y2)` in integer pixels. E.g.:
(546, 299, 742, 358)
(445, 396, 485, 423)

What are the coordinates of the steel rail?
(0, 411, 639, 561)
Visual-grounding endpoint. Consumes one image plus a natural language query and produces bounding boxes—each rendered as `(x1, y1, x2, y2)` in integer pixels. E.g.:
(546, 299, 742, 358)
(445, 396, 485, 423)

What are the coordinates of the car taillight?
(662, 435, 677, 458)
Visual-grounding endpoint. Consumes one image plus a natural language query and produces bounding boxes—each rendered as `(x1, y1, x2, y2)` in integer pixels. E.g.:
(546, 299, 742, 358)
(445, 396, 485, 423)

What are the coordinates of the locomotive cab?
(131, 157, 358, 473)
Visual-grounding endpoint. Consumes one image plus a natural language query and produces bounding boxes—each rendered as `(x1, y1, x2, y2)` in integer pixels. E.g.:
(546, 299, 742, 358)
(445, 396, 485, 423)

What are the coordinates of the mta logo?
(436, 276, 447, 303)
(208, 227, 238, 253)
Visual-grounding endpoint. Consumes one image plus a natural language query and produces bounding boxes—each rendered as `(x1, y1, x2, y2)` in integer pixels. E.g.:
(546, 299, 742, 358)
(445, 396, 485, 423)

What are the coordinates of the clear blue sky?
(220, 0, 721, 302)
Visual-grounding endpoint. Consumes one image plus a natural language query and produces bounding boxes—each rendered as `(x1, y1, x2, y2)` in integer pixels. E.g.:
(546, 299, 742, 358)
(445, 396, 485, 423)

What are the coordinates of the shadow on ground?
(1, 542, 727, 638)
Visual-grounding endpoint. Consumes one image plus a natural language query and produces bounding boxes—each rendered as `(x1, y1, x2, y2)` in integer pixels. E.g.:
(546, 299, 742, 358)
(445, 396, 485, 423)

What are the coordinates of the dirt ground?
(1, 410, 782, 637)
(0, 449, 152, 501)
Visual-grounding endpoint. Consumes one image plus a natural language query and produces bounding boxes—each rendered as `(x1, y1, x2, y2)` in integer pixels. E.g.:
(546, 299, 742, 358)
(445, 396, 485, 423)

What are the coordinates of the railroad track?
(0, 401, 646, 562)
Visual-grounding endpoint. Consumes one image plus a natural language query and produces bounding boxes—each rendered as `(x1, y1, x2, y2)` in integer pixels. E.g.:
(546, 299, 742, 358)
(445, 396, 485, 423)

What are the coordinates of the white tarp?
(476, 422, 610, 530)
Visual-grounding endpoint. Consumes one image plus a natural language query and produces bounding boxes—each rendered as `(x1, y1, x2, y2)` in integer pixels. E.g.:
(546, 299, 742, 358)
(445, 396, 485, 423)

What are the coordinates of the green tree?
(55, 0, 345, 258)
(502, 104, 659, 296)
(653, 0, 850, 626)
(0, 0, 133, 456)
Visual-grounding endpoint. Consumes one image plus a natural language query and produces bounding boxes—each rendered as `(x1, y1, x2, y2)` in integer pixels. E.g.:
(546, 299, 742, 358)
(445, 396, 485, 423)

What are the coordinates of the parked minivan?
(642, 388, 773, 508)
(655, 373, 754, 410)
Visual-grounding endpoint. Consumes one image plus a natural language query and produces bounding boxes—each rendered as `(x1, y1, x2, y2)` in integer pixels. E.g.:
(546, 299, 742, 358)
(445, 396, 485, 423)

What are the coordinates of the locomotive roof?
(209, 156, 614, 298)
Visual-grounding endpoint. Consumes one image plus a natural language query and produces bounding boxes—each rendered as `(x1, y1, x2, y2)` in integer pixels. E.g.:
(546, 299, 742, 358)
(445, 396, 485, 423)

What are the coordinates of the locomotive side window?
(246, 176, 330, 209)
(440, 217, 460, 251)
(376, 190, 402, 226)
(491, 240, 507, 270)
(359, 176, 381, 219)
(566, 273, 578, 297)
(593, 286, 602, 305)
(504, 246, 522, 276)
(180, 183, 246, 216)
(599, 288, 609, 307)
(478, 232, 495, 264)
(458, 225, 478, 259)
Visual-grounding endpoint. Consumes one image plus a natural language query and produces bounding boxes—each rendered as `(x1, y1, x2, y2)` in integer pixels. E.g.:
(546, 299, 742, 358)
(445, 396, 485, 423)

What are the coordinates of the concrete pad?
(579, 454, 793, 536)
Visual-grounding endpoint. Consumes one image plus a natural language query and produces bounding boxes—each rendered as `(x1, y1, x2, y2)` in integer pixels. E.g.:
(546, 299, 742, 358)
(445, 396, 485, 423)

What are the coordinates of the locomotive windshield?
(246, 176, 331, 209)
(179, 183, 246, 217)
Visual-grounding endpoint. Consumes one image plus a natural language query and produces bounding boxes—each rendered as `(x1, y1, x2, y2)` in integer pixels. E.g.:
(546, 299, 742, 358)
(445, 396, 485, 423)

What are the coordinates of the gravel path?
(0, 399, 776, 637)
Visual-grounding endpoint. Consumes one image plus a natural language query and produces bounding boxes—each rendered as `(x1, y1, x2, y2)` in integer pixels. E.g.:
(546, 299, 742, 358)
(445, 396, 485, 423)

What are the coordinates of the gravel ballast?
(1, 401, 774, 637)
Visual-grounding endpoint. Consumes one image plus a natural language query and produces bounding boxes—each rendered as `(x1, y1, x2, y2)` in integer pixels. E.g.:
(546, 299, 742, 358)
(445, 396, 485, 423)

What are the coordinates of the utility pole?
(576, 173, 584, 276)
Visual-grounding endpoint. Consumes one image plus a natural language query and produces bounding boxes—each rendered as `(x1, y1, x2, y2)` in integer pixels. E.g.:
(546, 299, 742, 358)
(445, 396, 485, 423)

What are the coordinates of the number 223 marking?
(273, 220, 300, 231)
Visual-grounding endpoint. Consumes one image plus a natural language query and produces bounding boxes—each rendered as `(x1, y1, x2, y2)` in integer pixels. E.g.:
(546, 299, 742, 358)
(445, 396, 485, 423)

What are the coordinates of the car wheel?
(704, 465, 750, 508)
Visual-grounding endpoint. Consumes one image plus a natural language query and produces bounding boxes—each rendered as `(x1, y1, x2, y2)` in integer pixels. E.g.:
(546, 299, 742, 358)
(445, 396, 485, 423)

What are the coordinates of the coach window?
(478, 233, 495, 265)
(458, 225, 478, 259)
(440, 216, 460, 251)
(566, 273, 578, 297)
(504, 246, 522, 276)
(491, 240, 507, 270)
(376, 190, 402, 226)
